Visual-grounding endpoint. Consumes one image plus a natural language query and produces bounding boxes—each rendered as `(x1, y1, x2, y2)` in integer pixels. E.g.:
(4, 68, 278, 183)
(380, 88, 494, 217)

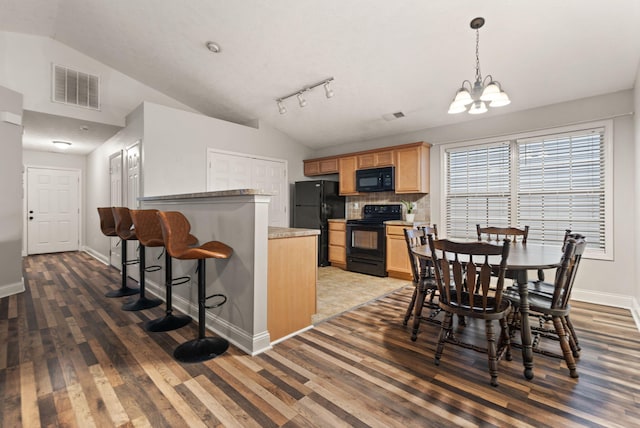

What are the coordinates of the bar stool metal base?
(144, 314, 192, 332)
(121, 296, 162, 311)
(105, 286, 139, 298)
(173, 337, 229, 363)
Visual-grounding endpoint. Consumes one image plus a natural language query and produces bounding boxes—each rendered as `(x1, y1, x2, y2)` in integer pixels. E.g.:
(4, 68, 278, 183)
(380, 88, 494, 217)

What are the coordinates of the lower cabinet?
(386, 225, 413, 280)
(328, 220, 346, 269)
(268, 235, 317, 341)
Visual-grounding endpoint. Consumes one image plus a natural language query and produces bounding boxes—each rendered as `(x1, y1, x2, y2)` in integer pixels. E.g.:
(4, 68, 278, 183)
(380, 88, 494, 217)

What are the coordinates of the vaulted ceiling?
(3, 0, 640, 153)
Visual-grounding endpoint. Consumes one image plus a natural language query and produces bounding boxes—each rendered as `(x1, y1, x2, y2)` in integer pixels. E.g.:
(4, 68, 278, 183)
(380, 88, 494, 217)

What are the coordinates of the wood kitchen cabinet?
(395, 143, 431, 194)
(357, 149, 394, 169)
(386, 225, 413, 280)
(338, 156, 359, 195)
(328, 220, 347, 269)
(268, 234, 317, 341)
(303, 157, 339, 176)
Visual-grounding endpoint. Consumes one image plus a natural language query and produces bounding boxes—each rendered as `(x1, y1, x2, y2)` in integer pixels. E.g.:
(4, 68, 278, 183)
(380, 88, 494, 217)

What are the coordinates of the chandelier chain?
(475, 29, 481, 82)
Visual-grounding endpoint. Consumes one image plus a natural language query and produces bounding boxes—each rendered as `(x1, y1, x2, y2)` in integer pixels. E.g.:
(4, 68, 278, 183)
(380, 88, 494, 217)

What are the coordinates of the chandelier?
(448, 17, 510, 115)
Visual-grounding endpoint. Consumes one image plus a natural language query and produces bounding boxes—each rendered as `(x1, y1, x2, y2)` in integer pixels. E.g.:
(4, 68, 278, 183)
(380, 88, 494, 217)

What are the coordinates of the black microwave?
(355, 166, 395, 192)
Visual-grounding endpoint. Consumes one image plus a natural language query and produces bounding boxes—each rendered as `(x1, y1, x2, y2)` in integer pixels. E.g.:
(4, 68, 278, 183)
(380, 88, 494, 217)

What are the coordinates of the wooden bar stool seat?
(130, 209, 196, 332)
(97, 207, 139, 297)
(158, 211, 233, 363)
(113, 207, 161, 311)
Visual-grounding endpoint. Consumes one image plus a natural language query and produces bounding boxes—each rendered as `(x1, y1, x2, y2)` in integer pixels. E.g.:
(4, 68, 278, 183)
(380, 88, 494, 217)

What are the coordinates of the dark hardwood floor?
(2, 251, 639, 427)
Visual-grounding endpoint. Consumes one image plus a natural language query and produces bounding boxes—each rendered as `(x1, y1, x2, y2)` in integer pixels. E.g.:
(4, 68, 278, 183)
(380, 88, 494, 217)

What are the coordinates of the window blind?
(517, 128, 605, 251)
(446, 142, 511, 239)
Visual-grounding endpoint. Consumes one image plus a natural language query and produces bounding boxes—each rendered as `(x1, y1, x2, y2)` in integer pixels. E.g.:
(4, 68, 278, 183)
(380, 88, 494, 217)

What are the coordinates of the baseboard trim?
(0, 278, 25, 299)
(572, 288, 640, 332)
(83, 246, 109, 265)
(145, 278, 272, 355)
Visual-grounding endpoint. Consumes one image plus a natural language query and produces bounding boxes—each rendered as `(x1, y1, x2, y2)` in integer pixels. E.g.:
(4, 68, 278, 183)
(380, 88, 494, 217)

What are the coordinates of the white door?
(253, 159, 287, 227)
(125, 142, 141, 282)
(206, 149, 289, 227)
(27, 167, 80, 255)
(207, 152, 252, 190)
(109, 151, 123, 267)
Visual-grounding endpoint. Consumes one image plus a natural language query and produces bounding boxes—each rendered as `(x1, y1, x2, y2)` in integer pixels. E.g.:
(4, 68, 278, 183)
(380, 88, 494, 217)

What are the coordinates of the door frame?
(23, 165, 83, 256)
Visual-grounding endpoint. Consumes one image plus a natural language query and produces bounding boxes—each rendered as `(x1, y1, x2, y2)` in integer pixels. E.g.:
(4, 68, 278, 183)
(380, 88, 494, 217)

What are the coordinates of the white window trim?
(439, 120, 613, 261)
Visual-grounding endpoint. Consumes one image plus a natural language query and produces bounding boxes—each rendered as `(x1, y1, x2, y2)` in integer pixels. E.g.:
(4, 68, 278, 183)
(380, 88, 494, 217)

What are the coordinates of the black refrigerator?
(293, 180, 345, 266)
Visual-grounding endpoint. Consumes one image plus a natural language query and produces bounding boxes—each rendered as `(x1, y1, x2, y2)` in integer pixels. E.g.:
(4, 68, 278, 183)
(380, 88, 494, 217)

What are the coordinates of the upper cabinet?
(304, 141, 431, 195)
(338, 156, 359, 195)
(357, 149, 394, 169)
(303, 157, 339, 176)
(395, 144, 430, 194)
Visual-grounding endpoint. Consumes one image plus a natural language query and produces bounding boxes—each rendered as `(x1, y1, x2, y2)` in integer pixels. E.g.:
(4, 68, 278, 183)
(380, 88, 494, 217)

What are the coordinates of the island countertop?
(268, 227, 320, 239)
(139, 189, 272, 202)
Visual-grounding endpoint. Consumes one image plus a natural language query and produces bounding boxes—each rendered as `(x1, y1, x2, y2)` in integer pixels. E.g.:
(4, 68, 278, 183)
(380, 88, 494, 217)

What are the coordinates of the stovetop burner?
(347, 204, 402, 225)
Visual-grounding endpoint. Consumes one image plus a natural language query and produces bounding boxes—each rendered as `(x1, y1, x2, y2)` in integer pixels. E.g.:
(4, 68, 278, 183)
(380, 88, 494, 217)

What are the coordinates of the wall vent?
(52, 64, 100, 110)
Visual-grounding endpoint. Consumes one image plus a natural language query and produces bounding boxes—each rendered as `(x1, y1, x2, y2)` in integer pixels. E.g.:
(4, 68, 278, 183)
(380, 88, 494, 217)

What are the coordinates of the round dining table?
(411, 241, 563, 380)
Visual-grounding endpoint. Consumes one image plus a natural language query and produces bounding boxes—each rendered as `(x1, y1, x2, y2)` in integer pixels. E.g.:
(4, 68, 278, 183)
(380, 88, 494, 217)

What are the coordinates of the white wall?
(0, 85, 24, 297)
(85, 105, 144, 259)
(313, 90, 637, 308)
(141, 102, 312, 196)
(0, 31, 198, 126)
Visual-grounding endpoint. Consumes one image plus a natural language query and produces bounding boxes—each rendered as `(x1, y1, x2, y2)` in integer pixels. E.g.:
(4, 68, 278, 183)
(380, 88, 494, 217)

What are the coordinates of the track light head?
(297, 92, 307, 107)
(324, 81, 334, 98)
(277, 100, 287, 114)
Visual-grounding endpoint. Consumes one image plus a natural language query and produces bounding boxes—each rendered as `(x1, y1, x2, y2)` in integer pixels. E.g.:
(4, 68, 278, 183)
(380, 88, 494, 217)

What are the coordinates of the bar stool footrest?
(205, 293, 227, 309)
(171, 276, 191, 286)
(174, 337, 229, 363)
(144, 314, 192, 332)
(124, 259, 140, 266)
(145, 264, 162, 273)
(122, 296, 163, 311)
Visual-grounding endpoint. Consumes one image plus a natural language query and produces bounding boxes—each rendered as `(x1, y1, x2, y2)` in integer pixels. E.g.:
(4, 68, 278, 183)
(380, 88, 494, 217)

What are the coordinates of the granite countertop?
(268, 227, 321, 239)
(327, 218, 347, 222)
(139, 189, 272, 201)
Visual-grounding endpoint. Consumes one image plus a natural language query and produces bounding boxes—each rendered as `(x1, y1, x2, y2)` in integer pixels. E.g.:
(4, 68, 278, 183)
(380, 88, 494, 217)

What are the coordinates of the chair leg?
(105, 239, 140, 298)
(485, 320, 499, 387)
(498, 317, 512, 361)
(403, 286, 417, 326)
(411, 284, 426, 341)
(564, 315, 581, 356)
(173, 259, 229, 363)
(434, 312, 453, 365)
(144, 252, 191, 332)
(552, 316, 579, 378)
(122, 245, 162, 311)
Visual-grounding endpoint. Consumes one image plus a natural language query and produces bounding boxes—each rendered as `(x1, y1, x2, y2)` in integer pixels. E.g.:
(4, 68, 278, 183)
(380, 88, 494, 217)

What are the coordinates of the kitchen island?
(140, 190, 319, 355)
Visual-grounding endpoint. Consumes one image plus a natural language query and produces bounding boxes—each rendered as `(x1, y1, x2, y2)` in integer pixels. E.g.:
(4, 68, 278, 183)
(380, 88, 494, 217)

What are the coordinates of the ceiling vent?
(52, 64, 100, 110)
(382, 111, 406, 121)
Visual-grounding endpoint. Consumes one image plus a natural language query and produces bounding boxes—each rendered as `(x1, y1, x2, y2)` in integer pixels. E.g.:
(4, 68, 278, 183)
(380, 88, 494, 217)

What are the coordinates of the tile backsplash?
(345, 192, 430, 222)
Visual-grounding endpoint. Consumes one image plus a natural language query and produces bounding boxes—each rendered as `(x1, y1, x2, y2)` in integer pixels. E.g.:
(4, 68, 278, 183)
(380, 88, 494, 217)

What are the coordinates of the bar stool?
(130, 209, 195, 332)
(97, 207, 139, 297)
(112, 207, 162, 311)
(157, 211, 233, 363)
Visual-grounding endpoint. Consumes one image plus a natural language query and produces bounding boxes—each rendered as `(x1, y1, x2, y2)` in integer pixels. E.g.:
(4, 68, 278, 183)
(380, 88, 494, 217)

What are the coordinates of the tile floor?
(313, 266, 412, 323)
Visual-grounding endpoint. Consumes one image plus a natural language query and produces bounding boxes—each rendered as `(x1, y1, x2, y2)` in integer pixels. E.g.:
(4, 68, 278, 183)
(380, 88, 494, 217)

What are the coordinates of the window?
(443, 122, 611, 259)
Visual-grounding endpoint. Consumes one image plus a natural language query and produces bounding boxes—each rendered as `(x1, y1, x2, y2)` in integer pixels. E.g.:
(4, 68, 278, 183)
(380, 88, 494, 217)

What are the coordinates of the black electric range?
(346, 204, 402, 277)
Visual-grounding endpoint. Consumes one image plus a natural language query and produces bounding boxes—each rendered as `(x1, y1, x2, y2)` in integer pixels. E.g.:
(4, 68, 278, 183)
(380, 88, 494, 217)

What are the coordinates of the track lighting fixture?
(276, 77, 334, 114)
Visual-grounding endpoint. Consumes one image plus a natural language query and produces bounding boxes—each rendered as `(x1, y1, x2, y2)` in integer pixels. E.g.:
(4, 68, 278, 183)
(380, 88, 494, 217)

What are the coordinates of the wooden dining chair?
(524, 230, 584, 356)
(402, 225, 439, 341)
(504, 235, 586, 378)
(428, 235, 512, 387)
(477, 224, 546, 282)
